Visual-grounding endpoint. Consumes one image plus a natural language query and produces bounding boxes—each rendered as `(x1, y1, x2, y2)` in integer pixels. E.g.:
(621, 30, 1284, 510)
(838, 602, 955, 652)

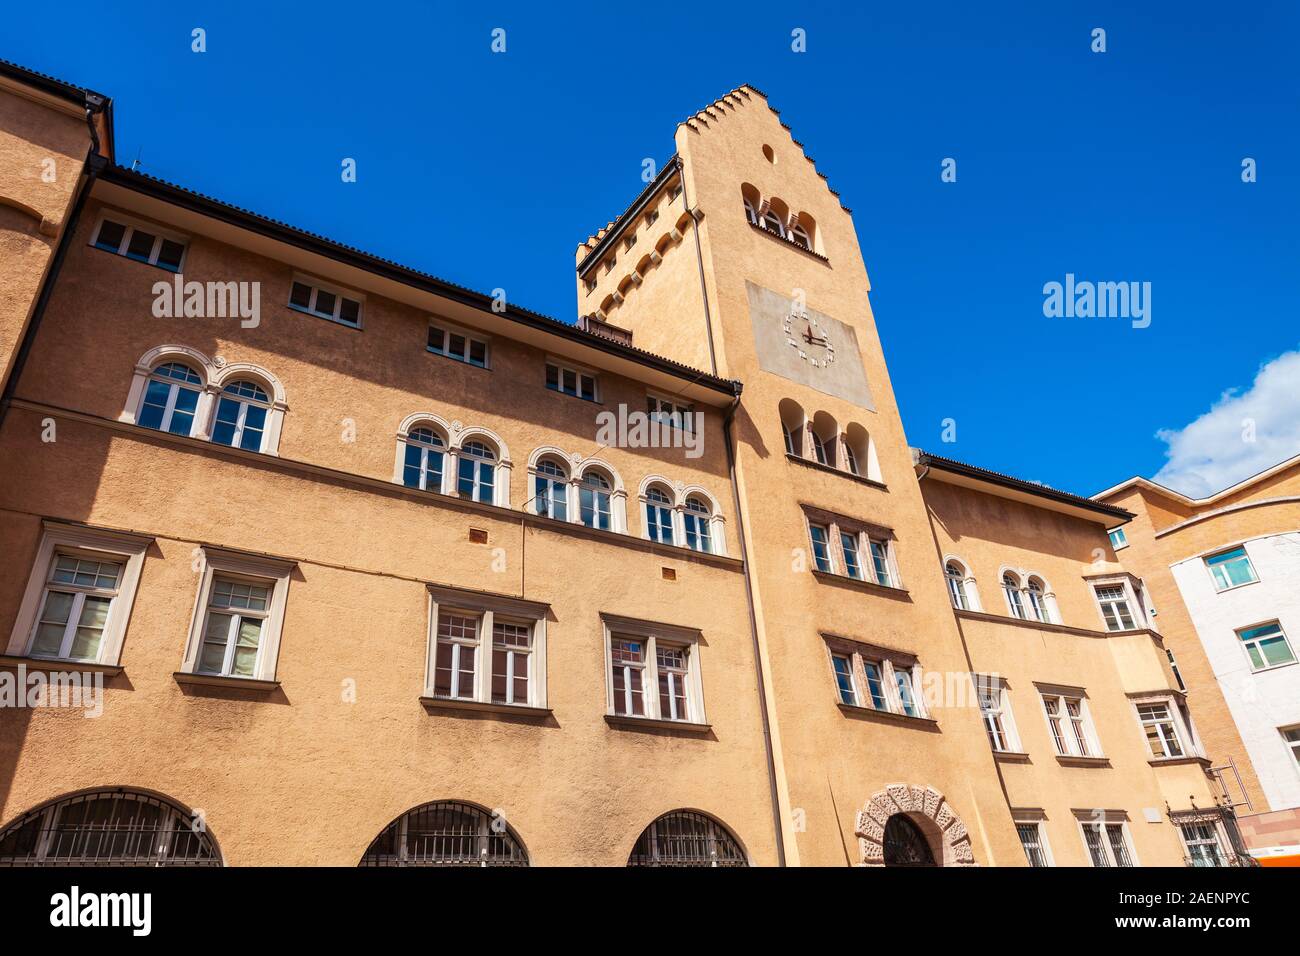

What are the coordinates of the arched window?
(0, 789, 221, 866)
(779, 399, 806, 458)
(788, 218, 812, 250)
(645, 486, 674, 544)
(843, 442, 859, 475)
(533, 458, 568, 520)
(579, 470, 613, 530)
(402, 426, 446, 492)
(359, 801, 528, 867)
(683, 497, 713, 553)
(883, 814, 937, 867)
(627, 811, 746, 867)
(1003, 573, 1026, 619)
(844, 422, 883, 483)
(1026, 577, 1050, 623)
(946, 562, 969, 610)
(211, 380, 270, 451)
(137, 362, 203, 436)
(761, 206, 785, 236)
(457, 440, 496, 503)
(743, 198, 759, 226)
(741, 183, 761, 227)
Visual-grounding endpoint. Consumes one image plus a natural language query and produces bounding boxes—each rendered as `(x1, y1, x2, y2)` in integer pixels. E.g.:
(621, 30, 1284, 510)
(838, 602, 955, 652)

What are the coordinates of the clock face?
(783, 310, 836, 369)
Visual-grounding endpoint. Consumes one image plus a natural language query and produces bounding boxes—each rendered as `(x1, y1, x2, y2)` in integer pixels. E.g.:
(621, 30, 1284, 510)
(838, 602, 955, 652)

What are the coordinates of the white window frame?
(1108, 527, 1128, 550)
(1131, 694, 1193, 760)
(1281, 726, 1300, 772)
(804, 510, 901, 589)
(1091, 579, 1141, 632)
(426, 320, 490, 368)
(180, 549, 293, 683)
(1204, 545, 1259, 592)
(89, 211, 189, 272)
(1038, 685, 1103, 758)
(1234, 619, 1297, 672)
(194, 577, 274, 679)
(287, 274, 364, 329)
(1073, 811, 1138, 867)
(545, 359, 599, 402)
(646, 392, 697, 434)
(601, 614, 705, 726)
(135, 361, 206, 438)
(974, 674, 1023, 753)
(210, 380, 272, 453)
(1177, 819, 1228, 867)
(7, 523, 151, 667)
(1012, 812, 1055, 867)
(423, 586, 548, 710)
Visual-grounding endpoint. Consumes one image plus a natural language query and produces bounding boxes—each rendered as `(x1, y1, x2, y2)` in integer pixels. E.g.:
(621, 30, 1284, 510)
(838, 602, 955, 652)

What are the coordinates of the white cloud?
(1152, 349, 1300, 499)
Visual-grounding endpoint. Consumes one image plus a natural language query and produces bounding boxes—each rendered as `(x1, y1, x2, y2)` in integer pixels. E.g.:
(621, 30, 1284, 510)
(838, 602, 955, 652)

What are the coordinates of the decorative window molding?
(180, 547, 294, 684)
(943, 556, 982, 612)
(525, 449, 628, 533)
(288, 274, 363, 328)
(973, 674, 1023, 753)
(1073, 810, 1138, 867)
(1038, 684, 1103, 759)
(628, 810, 747, 867)
(803, 507, 900, 589)
(447, 426, 512, 508)
(120, 346, 286, 454)
(90, 211, 188, 272)
(393, 413, 453, 494)
(1086, 572, 1153, 632)
(6, 522, 153, 667)
(601, 613, 706, 727)
(422, 586, 550, 713)
(428, 320, 489, 368)
(635, 476, 725, 555)
(823, 634, 928, 720)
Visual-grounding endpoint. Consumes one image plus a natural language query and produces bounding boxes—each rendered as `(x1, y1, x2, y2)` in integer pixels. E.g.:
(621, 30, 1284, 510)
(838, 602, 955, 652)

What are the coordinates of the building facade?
(0, 63, 1246, 866)
(1097, 459, 1300, 864)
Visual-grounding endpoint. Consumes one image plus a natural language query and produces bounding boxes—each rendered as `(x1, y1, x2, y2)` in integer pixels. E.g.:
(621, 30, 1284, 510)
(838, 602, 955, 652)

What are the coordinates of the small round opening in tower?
(762, 144, 776, 164)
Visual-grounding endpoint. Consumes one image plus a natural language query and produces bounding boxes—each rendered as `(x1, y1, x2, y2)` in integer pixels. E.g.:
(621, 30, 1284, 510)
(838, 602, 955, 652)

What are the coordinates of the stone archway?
(854, 784, 977, 867)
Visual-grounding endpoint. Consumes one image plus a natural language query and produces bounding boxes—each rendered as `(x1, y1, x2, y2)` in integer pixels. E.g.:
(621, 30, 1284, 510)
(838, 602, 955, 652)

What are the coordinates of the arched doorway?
(359, 800, 528, 867)
(882, 814, 936, 866)
(0, 788, 221, 866)
(855, 784, 977, 866)
(627, 810, 748, 867)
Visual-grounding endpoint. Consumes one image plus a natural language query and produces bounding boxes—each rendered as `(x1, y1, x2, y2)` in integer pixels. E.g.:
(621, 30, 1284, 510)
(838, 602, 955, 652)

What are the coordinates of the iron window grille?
(627, 811, 746, 867)
(359, 801, 528, 867)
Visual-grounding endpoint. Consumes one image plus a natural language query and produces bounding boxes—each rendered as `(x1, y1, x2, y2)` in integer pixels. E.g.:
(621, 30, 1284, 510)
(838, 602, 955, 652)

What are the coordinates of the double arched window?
(359, 801, 528, 867)
(124, 346, 286, 455)
(739, 186, 819, 253)
(998, 569, 1057, 624)
(0, 788, 221, 866)
(627, 810, 747, 867)
(638, 479, 726, 555)
(779, 401, 883, 483)
(395, 417, 511, 506)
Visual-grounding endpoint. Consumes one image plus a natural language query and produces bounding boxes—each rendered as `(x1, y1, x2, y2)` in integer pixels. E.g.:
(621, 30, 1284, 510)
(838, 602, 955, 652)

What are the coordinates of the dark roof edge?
(97, 164, 740, 398)
(0, 57, 107, 107)
(576, 156, 682, 276)
(915, 450, 1134, 522)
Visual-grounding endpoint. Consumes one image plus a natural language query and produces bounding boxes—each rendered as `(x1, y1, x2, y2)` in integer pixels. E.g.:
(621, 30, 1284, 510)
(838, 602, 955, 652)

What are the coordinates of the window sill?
(1148, 755, 1212, 769)
(1211, 578, 1259, 595)
(836, 701, 939, 731)
(425, 347, 489, 371)
(786, 453, 886, 489)
(1248, 660, 1298, 675)
(420, 697, 552, 719)
(812, 569, 909, 599)
(748, 221, 830, 264)
(173, 671, 280, 692)
(1054, 754, 1111, 768)
(953, 608, 1163, 642)
(604, 714, 712, 734)
(287, 302, 362, 331)
(992, 750, 1032, 763)
(91, 244, 181, 274)
(0, 654, 124, 677)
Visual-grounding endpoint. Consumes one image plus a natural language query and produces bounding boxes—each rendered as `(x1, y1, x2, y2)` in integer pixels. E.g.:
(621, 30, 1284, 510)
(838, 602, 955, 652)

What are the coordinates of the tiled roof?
(915, 449, 1133, 520)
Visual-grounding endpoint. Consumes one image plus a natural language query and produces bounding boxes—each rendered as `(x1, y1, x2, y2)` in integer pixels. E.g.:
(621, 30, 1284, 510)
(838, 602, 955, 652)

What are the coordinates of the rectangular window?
(28, 555, 123, 663)
(868, 538, 893, 587)
(1205, 546, 1258, 591)
(645, 209, 659, 226)
(894, 669, 918, 717)
(1078, 819, 1135, 867)
(623, 233, 636, 251)
(1082, 823, 1109, 867)
(1179, 822, 1225, 867)
(831, 654, 858, 705)
(1282, 727, 1300, 768)
(197, 578, 269, 678)
(546, 362, 597, 401)
(423, 588, 547, 710)
(434, 611, 479, 700)
(809, 524, 833, 573)
(428, 324, 488, 367)
(491, 619, 531, 706)
(1137, 702, 1184, 758)
(1042, 692, 1099, 757)
(1167, 648, 1186, 691)
(1106, 824, 1133, 866)
(1237, 621, 1296, 671)
(91, 216, 186, 272)
(975, 677, 1019, 753)
(863, 661, 888, 710)
(583, 276, 596, 293)
(647, 394, 695, 433)
(1094, 584, 1136, 631)
(1108, 527, 1128, 550)
(288, 278, 363, 328)
(1016, 822, 1051, 867)
(840, 532, 862, 580)
(605, 617, 704, 725)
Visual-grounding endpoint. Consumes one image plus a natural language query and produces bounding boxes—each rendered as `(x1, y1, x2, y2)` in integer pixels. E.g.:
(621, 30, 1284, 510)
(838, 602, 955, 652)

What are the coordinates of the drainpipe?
(0, 95, 105, 429)
(680, 166, 787, 866)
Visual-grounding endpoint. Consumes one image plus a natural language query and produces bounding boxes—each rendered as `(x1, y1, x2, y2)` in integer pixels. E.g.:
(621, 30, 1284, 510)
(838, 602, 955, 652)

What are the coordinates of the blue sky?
(7, 1, 1297, 498)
